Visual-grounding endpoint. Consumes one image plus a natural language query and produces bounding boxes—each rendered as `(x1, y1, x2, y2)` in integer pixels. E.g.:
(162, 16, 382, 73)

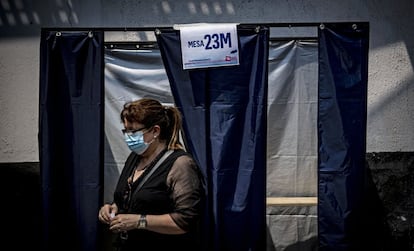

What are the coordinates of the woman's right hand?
(98, 203, 118, 224)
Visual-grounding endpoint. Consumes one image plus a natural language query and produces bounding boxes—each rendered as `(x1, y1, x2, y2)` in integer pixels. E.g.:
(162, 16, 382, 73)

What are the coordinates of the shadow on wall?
(1, 152, 413, 250)
(0, 162, 42, 250)
(366, 152, 414, 251)
(0, 0, 75, 37)
(0, 0, 239, 37)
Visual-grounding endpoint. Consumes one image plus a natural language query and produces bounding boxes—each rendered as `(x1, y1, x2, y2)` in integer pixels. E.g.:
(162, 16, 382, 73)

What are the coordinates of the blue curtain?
(39, 30, 104, 251)
(156, 26, 269, 251)
(318, 23, 369, 250)
(37, 22, 370, 251)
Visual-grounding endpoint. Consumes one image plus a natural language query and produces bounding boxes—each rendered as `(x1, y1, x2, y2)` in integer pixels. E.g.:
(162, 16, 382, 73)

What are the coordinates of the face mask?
(124, 131, 151, 155)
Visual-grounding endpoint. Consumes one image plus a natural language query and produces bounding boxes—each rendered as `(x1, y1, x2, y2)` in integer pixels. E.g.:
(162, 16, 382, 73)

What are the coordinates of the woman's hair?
(120, 98, 184, 150)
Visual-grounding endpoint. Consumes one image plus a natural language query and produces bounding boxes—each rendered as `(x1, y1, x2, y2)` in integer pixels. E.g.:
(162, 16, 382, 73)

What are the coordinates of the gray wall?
(1, 0, 413, 250)
(0, 0, 413, 162)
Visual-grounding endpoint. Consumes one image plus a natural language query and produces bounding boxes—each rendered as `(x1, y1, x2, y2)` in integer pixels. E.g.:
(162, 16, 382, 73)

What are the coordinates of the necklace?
(127, 148, 168, 184)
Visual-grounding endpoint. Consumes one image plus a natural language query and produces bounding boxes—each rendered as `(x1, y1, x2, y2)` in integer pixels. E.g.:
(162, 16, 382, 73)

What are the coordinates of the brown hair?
(120, 98, 184, 150)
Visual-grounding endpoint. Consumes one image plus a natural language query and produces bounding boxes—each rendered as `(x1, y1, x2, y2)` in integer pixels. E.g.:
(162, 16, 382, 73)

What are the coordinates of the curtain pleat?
(39, 30, 104, 251)
(156, 26, 269, 251)
(318, 23, 369, 251)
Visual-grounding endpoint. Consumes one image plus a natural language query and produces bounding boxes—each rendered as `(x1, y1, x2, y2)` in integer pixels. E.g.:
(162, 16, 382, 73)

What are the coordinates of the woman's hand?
(109, 214, 140, 233)
(98, 204, 118, 224)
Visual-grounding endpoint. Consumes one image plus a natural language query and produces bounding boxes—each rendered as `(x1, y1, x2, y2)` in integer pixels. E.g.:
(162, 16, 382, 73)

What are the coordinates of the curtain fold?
(39, 30, 104, 251)
(318, 23, 369, 251)
(156, 25, 269, 251)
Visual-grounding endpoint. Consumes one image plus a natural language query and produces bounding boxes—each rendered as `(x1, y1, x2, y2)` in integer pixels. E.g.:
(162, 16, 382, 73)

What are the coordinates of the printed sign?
(179, 23, 239, 70)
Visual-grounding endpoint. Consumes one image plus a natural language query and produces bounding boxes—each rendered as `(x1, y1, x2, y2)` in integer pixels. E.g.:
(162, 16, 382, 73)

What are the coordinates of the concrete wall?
(0, 0, 413, 162)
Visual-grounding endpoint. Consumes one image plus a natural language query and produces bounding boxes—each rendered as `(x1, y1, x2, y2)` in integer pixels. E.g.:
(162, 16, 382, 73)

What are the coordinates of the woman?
(98, 98, 205, 251)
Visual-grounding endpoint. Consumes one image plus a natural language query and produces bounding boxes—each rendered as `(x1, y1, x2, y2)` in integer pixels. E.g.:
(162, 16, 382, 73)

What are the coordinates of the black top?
(113, 149, 205, 251)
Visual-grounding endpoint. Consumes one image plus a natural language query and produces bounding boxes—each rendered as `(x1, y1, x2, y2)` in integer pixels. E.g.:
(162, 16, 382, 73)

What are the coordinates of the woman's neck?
(139, 142, 167, 168)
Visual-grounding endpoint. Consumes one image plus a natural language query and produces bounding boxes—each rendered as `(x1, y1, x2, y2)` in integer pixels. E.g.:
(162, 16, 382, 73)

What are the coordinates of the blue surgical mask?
(124, 131, 151, 155)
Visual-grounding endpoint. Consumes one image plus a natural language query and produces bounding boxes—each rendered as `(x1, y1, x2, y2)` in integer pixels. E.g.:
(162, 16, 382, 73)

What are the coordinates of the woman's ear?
(152, 125, 161, 137)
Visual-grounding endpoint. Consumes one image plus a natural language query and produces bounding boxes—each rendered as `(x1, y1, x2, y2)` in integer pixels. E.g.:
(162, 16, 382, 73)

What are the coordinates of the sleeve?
(167, 155, 204, 232)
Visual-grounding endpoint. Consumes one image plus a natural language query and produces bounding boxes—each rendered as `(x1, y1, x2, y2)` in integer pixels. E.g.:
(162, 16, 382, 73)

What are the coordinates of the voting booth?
(39, 22, 369, 251)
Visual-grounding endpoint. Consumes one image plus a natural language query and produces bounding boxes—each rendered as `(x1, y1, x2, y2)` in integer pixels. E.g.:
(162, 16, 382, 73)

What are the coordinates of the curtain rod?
(104, 37, 318, 50)
(104, 37, 318, 46)
(41, 22, 369, 32)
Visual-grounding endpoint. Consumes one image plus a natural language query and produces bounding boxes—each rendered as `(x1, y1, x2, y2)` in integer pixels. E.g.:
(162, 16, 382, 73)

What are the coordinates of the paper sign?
(179, 23, 239, 70)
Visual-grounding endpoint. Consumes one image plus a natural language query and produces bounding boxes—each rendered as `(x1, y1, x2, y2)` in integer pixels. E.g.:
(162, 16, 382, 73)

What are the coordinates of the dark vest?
(113, 149, 202, 251)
